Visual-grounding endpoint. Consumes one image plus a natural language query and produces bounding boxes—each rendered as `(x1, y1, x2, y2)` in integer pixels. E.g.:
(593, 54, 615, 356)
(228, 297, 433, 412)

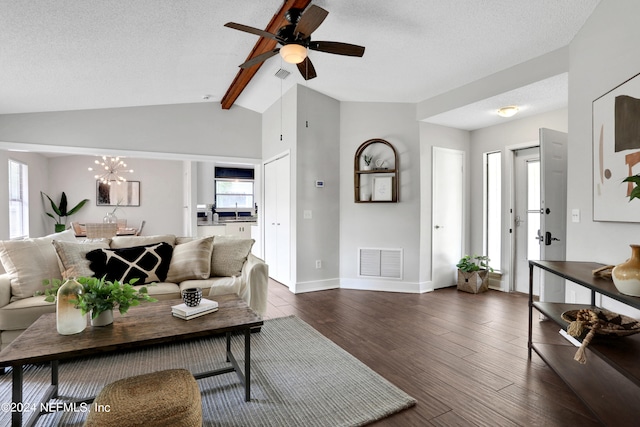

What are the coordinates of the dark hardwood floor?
(264, 280, 601, 426)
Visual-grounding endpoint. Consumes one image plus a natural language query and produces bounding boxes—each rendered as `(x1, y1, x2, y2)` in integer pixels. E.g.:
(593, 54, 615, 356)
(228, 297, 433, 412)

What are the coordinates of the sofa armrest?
(240, 253, 268, 316)
(0, 273, 11, 308)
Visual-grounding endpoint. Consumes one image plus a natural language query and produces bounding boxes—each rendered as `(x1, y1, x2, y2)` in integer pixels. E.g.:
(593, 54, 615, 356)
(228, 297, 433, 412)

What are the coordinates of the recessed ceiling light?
(497, 105, 519, 118)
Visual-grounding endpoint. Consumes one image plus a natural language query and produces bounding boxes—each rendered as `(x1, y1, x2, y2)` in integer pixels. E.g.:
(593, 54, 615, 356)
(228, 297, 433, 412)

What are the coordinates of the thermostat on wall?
(315, 180, 324, 188)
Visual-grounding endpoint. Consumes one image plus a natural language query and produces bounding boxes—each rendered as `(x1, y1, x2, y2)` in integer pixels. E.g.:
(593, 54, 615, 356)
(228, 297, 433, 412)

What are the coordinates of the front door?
(539, 128, 568, 302)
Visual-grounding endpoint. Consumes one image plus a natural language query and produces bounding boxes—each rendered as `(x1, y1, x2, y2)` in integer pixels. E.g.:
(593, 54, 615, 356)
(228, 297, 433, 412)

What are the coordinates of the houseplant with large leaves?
(42, 191, 89, 232)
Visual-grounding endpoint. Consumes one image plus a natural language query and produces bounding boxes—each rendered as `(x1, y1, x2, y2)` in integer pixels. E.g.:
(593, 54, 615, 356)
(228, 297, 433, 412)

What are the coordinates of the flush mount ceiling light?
(279, 44, 307, 64)
(88, 156, 133, 185)
(497, 105, 519, 118)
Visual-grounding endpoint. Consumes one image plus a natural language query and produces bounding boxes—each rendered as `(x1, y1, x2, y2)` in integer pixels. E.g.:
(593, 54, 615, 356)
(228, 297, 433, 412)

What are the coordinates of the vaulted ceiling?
(0, 0, 600, 130)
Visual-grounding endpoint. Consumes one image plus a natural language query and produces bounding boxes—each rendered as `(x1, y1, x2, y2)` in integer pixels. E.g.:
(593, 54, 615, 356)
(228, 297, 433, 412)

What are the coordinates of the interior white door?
(513, 147, 540, 294)
(431, 147, 464, 289)
(539, 128, 568, 302)
(263, 155, 291, 287)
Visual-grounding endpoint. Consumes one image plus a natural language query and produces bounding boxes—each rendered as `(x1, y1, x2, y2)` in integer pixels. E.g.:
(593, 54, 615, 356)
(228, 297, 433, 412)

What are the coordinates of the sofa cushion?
(210, 236, 254, 277)
(110, 234, 176, 249)
(0, 295, 56, 330)
(86, 242, 173, 284)
(53, 240, 111, 279)
(133, 282, 181, 301)
(166, 236, 214, 283)
(0, 231, 75, 301)
(182, 276, 241, 298)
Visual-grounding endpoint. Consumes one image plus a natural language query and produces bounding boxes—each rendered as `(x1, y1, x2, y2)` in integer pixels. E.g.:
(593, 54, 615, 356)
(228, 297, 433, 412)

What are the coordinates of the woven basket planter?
(457, 270, 489, 294)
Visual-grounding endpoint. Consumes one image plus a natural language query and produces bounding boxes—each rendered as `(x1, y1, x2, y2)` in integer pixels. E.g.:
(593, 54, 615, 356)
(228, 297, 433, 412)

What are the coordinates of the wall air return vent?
(358, 248, 403, 279)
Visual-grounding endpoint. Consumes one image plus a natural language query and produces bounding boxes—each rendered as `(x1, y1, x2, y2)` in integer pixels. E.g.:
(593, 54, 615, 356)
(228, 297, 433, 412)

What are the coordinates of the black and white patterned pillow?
(86, 242, 173, 284)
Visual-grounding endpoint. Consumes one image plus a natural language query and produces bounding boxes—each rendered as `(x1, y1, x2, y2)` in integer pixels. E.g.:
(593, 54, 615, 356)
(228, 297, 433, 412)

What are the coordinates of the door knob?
(434, 225, 443, 229)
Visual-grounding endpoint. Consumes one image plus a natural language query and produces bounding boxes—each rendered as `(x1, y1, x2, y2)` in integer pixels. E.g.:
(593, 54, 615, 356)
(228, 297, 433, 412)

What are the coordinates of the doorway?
(513, 147, 540, 294)
(431, 147, 465, 289)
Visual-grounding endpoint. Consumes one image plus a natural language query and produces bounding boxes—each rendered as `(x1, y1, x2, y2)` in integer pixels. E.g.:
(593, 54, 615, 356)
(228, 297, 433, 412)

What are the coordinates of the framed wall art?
(593, 72, 640, 222)
(96, 181, 141, 207)
(372, 176, 393, 201)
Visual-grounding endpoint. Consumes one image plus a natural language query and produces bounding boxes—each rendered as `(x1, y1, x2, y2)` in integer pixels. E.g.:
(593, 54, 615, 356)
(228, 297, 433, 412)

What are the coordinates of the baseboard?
(340, 278, 432, 294)
(292, 279, 340, 294)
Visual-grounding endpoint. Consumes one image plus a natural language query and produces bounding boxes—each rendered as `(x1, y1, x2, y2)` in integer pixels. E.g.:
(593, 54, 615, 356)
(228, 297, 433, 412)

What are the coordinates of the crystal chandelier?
(88, 156, 133, 185)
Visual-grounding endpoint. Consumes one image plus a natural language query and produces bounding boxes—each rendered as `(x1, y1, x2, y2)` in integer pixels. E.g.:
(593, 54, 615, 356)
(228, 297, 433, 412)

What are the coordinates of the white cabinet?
(196, 225, 226, 237)
(225, 223, 252, 238)
(264, 155, 290, 287)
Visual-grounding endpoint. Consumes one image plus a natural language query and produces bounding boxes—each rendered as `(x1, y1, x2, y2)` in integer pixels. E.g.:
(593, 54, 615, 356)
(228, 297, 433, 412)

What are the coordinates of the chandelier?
(88, 156, 133, 185)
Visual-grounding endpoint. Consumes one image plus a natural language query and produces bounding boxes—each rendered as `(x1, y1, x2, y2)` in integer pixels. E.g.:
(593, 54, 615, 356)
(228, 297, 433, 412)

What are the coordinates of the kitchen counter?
(197, 219, 257, 226)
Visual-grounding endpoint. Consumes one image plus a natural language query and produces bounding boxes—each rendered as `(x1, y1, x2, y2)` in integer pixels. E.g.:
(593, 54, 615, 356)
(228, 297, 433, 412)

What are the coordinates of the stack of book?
(171, 298, 219, 320)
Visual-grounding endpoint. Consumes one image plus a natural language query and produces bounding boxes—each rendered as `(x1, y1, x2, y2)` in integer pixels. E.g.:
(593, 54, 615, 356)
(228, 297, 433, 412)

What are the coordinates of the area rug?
(0, 315, 415, 426)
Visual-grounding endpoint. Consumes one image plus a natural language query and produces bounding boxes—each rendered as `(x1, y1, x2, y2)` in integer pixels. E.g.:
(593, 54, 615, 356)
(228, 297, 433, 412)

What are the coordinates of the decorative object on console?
(612, 244, 640, 296)
(456, 254, 493, 294)
(562, 308, 640, 364)
(89, 156, 133, 185)
(56, 278, 87, 335)
(41, 191, 89, 233)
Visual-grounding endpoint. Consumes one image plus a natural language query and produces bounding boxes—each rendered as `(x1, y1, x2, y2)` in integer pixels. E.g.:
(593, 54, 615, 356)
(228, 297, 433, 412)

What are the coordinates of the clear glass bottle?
(103, 211, 117, 224)
(56, 279, 87, 335)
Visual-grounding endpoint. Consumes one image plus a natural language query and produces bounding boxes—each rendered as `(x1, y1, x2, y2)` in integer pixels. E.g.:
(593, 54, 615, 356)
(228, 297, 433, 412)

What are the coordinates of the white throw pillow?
(0, 236, 63, 300)
(53, 240, 111, 279)
(166, 236, 214, 283)
(211, 236, 254, 277)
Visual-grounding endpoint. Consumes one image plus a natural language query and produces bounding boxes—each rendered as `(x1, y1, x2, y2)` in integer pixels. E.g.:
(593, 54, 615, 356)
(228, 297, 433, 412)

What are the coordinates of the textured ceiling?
(0, 0, 600, 130)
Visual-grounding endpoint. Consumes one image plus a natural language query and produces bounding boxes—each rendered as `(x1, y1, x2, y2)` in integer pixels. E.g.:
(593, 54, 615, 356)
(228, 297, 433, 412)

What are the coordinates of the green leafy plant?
(623, 175, 640, 201)
(38, 277, 157, 319)
(363, 154, 373, 166)
(41, 191, 89, 230)
(456, 254, 493, 273)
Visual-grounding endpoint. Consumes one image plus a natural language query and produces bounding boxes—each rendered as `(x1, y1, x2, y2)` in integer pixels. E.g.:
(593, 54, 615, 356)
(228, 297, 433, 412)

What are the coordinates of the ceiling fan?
(225, 4, 365, 80)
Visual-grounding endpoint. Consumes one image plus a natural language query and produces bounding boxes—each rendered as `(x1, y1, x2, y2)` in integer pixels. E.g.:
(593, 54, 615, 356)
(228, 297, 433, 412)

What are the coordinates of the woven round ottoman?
(84, 368, 202, 427)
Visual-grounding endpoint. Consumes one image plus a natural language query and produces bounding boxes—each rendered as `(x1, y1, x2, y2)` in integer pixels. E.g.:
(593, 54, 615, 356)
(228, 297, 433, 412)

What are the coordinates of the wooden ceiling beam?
(220, 0, 311, 110)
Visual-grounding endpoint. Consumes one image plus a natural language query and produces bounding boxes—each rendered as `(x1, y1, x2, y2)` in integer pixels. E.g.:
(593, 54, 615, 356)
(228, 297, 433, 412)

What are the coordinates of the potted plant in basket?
(41, 191, 89, 233)
(456, 254, 493, 294)
(40, 277, 157, 326)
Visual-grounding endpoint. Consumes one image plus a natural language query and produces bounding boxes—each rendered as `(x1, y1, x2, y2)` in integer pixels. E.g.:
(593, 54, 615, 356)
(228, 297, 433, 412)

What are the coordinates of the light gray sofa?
(0, 230, 268, 349)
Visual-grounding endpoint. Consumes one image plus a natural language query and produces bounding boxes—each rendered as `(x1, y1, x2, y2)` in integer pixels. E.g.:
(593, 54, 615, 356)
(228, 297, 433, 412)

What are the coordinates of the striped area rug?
(0, 316, 415, 426)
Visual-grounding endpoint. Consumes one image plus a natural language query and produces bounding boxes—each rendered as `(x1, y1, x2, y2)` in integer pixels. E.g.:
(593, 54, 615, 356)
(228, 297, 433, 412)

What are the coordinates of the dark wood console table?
(528, 260, 640, 426)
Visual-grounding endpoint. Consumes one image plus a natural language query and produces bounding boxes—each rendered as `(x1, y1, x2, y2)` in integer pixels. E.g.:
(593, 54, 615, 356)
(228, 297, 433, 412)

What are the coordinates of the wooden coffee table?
(0, 294, 263, 427)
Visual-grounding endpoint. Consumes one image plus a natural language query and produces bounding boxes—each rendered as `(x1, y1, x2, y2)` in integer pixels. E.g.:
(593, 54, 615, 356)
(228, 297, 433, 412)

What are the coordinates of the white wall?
(261, 85, 341, 292)
(0, 103, 262, 159)
(566, 0, 640, 315)
(295, 86, 340, 291)
(46, 155, 184, 237)
(340, 102, 421, 291)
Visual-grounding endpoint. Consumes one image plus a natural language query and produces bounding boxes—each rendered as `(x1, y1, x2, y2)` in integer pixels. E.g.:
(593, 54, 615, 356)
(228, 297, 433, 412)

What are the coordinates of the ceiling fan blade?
(297, 56, 317, 80)
(294, 5, 328, 37)
(239, 49, 280, 68)
(224, 22, 280, 42)
(310, 41, 365, 57)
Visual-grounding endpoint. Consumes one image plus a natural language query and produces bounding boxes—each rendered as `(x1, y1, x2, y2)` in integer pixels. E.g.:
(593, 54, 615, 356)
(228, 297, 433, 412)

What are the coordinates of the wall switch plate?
(571, 209, 580, 223)
(303, 210, 312, 219)
(315, 260, 322, 269)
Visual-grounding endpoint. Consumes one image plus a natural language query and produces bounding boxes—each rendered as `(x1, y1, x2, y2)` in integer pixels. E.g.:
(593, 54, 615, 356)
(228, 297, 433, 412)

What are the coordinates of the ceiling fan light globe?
(280, 44, 307, 64)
